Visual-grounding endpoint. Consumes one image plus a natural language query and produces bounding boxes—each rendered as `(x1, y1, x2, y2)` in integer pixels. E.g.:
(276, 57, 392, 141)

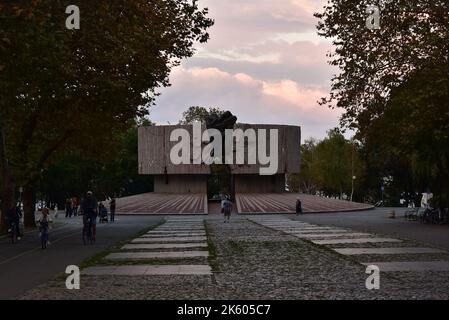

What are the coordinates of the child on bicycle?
(38, 208, 51, 249)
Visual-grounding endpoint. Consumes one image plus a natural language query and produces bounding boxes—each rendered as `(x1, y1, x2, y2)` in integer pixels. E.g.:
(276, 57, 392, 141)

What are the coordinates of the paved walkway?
(83, 217, 212, 276)
(249, 216, 449, 273)
(0, 216, 162, 300)
(293, 208, 449, 250)
(19, 212, 449, 300)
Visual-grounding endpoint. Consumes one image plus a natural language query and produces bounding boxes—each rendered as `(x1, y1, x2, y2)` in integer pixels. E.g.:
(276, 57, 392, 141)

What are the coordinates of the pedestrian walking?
(110, 198, 116, 223)
(222, 195, 233, 223)
(72, 197, 79, 216)
(65, 198, 72, 218)
(296, 197, 303, 215)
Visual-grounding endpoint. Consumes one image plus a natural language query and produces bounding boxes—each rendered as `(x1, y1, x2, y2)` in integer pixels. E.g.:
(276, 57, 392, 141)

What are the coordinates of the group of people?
(98, 199, 116, 223)
(65, 197, 79, 218)
(5, 201, 50, 247)
(6, 191, 116, 247)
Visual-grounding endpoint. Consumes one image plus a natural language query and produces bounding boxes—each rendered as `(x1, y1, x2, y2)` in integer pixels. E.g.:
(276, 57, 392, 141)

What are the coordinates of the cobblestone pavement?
(20, 215, 449, 300)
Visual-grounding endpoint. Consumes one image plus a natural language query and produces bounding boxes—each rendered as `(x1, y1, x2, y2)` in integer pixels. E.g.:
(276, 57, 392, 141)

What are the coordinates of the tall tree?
(316, 0, 449, 204)
(0, 1, 213, 229)
(287, 138, 318, 193)
(39, 119, 155, 207)
(288, 131, 364, 200)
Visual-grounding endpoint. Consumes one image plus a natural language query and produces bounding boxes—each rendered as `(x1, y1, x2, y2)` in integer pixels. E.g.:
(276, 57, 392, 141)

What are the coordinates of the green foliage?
(288, 130, 364, 200)
(316, 0, 449, 205)
(39, 121, 154, 206)
(315, 0, 449, 127)
(0, 0, 213, 227)
(0, 0, 213, 184)
(179, 106, 225, 124)
(357, 66, 449, 206)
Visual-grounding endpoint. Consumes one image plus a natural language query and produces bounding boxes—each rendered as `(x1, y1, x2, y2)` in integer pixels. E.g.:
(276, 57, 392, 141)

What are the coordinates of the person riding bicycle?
(81, 191, 98, 242)
(6, 203, 22, 240)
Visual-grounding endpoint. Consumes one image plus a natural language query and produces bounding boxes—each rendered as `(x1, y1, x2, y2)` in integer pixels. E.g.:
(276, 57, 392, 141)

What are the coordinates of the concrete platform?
(143, 233, 206, 237)
(122, 243, 208, 250)
(335, 247, 447, 255)
(106, 251, 209, 260)
(116, 193, 207, 214)
(287, 229, 350, 234)
(116, 193, 373, 215)
(312, 238, 402, 245)
(295, 233, 371, 239)
(237, 193, 373, 213)
(83, 265, 212, 275)
(132, 237, 207, 243)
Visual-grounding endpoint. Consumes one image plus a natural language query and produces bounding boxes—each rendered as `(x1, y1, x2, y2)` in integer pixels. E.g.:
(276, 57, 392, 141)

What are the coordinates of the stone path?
(19, 215, 449, 299)
(249, 216, 449, 273)
(83, 217, 212, 276)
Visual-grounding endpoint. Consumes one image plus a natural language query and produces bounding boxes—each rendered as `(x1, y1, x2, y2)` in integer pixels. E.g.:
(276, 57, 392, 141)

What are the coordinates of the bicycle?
(9, 221, 18, 244)
(422, 207, 445, 224)
(82, 217, 94, 245)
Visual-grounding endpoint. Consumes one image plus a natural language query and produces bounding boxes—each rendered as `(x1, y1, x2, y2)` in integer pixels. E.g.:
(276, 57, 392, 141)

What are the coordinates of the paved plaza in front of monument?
(20, 213, 449, 300)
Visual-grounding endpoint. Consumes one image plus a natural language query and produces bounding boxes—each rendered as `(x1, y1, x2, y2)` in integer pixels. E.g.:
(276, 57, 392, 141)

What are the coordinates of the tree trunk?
(0, 113, 14, 233)
(23, 184, 36, 228)
(0, 174, 14, 233)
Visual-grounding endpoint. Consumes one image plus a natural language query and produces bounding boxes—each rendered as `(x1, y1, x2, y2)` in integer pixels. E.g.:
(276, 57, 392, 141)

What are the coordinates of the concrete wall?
(234, 174, 285, 193)
(139, 123, 301, 175)
(229, 124, 301, 175)
(138, 125, 210, 175)
(154, 175, 207, 193)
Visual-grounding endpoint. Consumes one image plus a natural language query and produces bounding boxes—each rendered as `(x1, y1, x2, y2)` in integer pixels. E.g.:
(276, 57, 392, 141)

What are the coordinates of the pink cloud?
(151, 0, 340, 140)
(152, 66, 341, 139)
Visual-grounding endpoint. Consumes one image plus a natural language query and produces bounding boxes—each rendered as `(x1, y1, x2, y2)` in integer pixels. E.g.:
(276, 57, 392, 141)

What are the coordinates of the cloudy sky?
(151, 0, 341, 140)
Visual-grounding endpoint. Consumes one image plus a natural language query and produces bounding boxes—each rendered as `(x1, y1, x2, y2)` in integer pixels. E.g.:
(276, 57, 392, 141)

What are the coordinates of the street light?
(350, 176, 356, 202)
(350, 142, 356, 202)
(381, 185, 385, 206)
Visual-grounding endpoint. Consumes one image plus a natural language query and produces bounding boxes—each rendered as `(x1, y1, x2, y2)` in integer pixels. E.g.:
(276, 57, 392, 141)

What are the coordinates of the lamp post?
(381, 185, 385, 206)
(350, 142, 356, 202)
(350, 176, 356, 202)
